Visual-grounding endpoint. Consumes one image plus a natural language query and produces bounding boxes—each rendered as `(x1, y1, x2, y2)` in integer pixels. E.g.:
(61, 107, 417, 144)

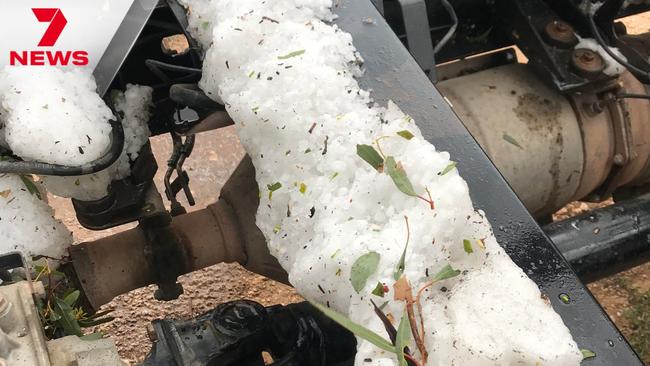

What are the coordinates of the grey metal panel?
(94, 0, 159, 97)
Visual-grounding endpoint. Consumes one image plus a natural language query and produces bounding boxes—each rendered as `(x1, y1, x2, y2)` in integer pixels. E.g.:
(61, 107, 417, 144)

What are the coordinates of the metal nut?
(544, 20, 577, 48)
(571, 49, 605, 76)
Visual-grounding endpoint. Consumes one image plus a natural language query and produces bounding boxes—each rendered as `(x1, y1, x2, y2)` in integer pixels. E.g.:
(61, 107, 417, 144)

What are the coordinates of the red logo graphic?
(32, 8, 68, 47)
(9, 7, 88, 66)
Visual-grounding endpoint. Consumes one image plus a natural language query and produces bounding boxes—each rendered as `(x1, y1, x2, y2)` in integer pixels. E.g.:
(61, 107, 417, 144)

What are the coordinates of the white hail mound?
(0, 174, 71, 260)
(0, 67, 113, 166)
(40, 83, 153, 201)
(180, 0, 583, 365)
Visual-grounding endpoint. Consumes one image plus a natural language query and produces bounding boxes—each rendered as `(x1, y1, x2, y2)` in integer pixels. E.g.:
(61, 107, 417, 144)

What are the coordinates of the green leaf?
(267, 182, 282, 199)
(463, 239, 474, 254)
(396, 130, 414, 140)
(371, 282, 385, 297)
(439, 162, 457, 176)
(503, 133, 523, 149)
(356, 144, 384, 171)
(350, 251, 380, 293)
(431, 264, 461, 282)
(395, 312, 411, 366)
(385, 156, 417, 197)
(581, 348, 596, 360)
(80, 332, 104, 341)
(277, 49, 306, 59)
(311, 301, 396, 353)
(394, 245, 408, 280)
(79, 316, 115, 328)
(19, 175, 41, 200)
(53, 298, 83, 337)
(63, 290, 80, 307)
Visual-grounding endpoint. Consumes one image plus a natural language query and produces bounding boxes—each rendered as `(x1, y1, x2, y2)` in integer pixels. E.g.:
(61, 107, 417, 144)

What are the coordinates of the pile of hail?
(179, 0, 585, 365)
(0, 66, 152, 262)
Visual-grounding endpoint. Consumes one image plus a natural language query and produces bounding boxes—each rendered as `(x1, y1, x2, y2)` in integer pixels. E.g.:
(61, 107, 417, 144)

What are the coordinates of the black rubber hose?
(0, 117, 124, 177)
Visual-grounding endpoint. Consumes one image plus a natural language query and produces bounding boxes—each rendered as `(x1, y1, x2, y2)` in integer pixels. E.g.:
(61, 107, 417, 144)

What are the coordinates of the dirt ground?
(46, 11, 650, 365)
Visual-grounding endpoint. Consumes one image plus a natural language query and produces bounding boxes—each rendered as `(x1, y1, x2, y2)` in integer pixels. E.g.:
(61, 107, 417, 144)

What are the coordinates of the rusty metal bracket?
(140, 186, 188, 301)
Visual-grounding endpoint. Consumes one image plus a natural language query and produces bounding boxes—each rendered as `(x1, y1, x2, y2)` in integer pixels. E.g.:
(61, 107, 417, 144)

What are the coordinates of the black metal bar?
(334, 0, 643, 364)
(545, 195, 650, 284)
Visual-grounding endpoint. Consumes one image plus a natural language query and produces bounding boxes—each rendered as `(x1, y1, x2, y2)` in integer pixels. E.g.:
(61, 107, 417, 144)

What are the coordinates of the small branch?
(415, 281, 436, 343)
(406, 302, 428, 363)
(374, 136, 390, 159)
(405, 353, 423, 366)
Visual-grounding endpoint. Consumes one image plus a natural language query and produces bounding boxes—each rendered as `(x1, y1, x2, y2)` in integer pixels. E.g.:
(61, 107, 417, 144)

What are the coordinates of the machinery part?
(0, 281, 49, 365)
(72, 142, 158, 230)
(543, 20, 578, 48)
(571, 49, 606, 77)
(142, 300, 356, 366)
(438, 62, 650, 216)
(69, 156, 284, 310)
(0, 118, 124, 176)
(397, 0, 436, 81)
(164, 133, 196, 216)
(0, 271, 123, 366)
(545, 194, 650, 283)
(94, 0, 159, 97)
(438, 63, 586, 216)
(337, 1, 641, 363)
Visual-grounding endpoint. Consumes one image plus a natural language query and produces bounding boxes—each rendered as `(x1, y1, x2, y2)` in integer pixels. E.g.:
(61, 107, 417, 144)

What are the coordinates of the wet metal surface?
(334, 0, 643, 364)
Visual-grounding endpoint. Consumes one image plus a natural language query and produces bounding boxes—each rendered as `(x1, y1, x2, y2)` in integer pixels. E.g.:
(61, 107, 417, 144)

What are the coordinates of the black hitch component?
(73, 142, 158, 230)
(546, 194, 650, 283)
(142, 300, 357, 366)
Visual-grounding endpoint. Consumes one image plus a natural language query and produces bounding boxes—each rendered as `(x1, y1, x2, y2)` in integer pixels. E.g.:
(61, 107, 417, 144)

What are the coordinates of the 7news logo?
(9, 8, 89, 66)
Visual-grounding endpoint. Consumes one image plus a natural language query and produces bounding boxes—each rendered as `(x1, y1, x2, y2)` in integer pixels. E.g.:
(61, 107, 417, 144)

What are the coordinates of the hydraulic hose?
(0, 115, 125, 176)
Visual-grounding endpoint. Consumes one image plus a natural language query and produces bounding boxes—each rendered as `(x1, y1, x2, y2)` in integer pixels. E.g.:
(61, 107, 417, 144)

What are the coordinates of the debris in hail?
(181, 0, 582, 365)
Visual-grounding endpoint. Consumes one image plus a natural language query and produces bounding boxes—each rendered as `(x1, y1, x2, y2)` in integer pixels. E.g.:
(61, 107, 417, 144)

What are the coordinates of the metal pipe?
(69, 156, 286, 310)
(438, 63, 587, 216)
(545, 194, 650, 283)
(438, 62, 650, 216)
(69, 200, 246, 309)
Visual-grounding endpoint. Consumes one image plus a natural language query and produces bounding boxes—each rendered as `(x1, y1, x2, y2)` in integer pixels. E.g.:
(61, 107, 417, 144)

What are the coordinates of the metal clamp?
(397, 0, 436, 81)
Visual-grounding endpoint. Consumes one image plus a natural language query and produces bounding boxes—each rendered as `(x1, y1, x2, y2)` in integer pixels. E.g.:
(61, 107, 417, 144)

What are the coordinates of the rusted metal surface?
(571, 49, 606, 77)
(567, 93, 615, 201)
(543, 20, 578, 48)
(69, 156, 283, 309)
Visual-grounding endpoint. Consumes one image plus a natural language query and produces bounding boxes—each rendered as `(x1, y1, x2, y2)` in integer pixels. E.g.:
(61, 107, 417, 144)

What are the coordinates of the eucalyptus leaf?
(394, 244, 408, 280)
(278, 49, 306, 59)
(431, 264, 461, 282)
(267, 182, 282, 199)
(439, 162, 457, 176)
(311, 301, 396, 353)
(503, 133, 523, 149)
(63, 290, 80, 307)
(371, 282, 385, 297)
(463, 239, 473, 254)
(357, 144, 384, 171)
(581, 349, 596, 360)
(396, 130, 414, 140)
(395, 312, 412, 366)
(53, 298, 83, 337)
(350, 251, 380, 293)
(20, 175, 41, 200)
(385, 156, 417, 197)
